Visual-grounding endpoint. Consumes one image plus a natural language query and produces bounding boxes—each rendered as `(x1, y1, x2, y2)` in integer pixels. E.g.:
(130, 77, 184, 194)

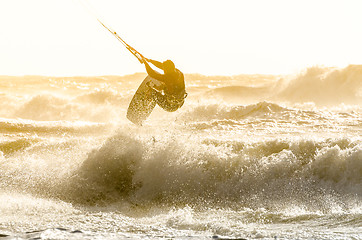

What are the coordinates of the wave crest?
(179, 101, 291, 121)
(62, 133, 361, 211)
(276, 65, 362, 105)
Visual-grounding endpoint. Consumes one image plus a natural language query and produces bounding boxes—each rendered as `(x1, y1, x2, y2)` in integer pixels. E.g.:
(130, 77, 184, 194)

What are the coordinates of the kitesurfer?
(142, 58, 187, 112)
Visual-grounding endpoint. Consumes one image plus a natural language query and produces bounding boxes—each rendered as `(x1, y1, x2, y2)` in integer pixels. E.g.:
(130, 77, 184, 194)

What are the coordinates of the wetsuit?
(144, 60, 186, 112)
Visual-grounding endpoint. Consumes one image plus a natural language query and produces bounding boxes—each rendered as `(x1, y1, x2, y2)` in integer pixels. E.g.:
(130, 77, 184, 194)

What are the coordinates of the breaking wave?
(274, 65, 362, 105)
(48, 132, 362, 211)
(188, 65, 362, 106)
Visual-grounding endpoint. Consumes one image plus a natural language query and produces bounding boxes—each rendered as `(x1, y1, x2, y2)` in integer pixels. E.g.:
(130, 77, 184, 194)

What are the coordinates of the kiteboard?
(127, 76, 164, 125)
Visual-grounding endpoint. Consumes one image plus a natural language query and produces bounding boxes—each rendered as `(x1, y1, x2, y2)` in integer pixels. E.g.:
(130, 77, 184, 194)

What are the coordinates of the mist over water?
(0, 66, 361, 239)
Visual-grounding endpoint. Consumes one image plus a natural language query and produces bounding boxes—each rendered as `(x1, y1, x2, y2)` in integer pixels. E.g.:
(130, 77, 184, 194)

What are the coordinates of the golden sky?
(0, 0, 361, 76)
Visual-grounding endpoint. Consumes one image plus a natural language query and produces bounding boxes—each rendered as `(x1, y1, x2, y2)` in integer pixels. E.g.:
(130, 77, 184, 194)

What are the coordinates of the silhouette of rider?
(143, 58, 186, 112)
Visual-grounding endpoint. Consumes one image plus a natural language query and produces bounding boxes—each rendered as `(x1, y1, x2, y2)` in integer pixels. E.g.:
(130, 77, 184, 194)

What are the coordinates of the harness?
(147, 81, 187, 106)
(164, 91, 188, 105)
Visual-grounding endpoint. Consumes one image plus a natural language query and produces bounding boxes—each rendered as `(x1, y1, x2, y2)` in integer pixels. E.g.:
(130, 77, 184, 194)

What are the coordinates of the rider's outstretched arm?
(147, 59, 164, 70)
(144, 61, 165, 81)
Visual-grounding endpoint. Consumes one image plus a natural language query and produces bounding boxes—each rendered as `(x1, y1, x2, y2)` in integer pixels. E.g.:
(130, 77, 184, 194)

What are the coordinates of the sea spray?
(275, 65, 362, 105)
(48, 131, 361, 213)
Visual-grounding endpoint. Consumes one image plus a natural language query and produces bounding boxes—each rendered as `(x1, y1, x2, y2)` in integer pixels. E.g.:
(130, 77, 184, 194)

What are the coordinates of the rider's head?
(163, 60, 176, 74)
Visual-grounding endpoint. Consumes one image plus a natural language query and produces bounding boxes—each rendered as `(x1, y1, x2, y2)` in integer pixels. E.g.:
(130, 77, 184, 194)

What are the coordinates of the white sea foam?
(0, 66, 361, 239)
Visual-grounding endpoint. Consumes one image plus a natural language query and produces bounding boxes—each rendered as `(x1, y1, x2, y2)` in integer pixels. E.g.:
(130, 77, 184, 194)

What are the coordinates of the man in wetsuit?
(143, 58, 187, 112)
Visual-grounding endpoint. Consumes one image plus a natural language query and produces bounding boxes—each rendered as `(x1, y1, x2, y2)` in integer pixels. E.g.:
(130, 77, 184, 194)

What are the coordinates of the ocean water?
(0, 66, 361, 239)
